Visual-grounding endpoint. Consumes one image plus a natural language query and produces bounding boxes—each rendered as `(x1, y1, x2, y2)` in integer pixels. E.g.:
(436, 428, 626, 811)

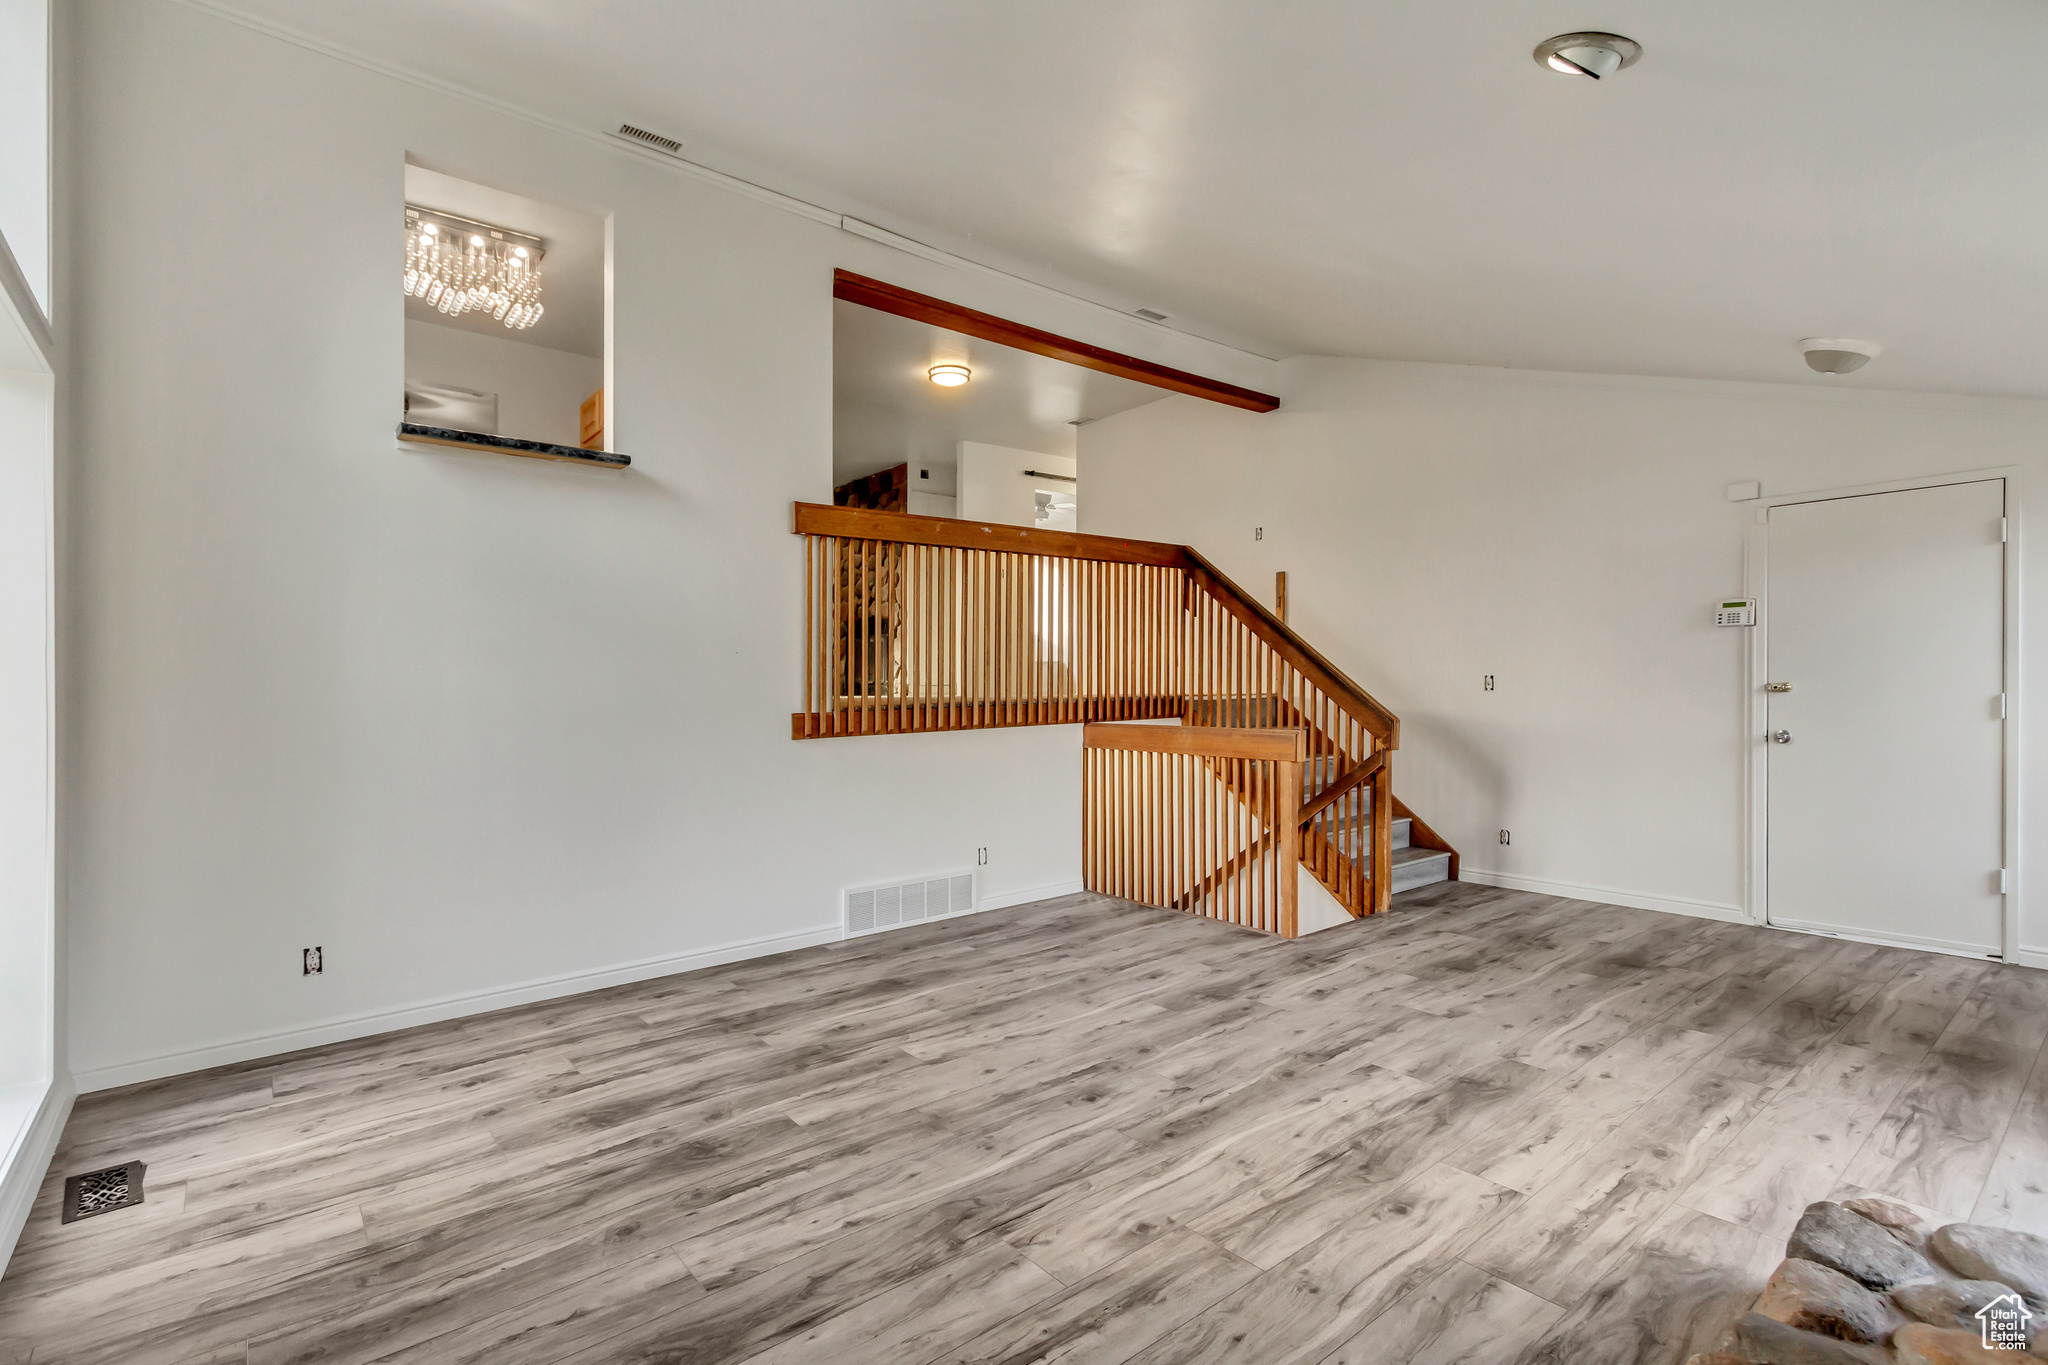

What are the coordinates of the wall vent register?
(846, 872, 976, 937)
(62, 1162, 146, 1224)
(615, 123, 683, 155)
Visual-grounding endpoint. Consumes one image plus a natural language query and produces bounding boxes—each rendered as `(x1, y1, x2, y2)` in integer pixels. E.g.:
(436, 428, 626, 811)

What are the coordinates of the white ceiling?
(834, 300, 1165, 485)
(253, 3, 2048, 396)
(404, 162, 605, 358)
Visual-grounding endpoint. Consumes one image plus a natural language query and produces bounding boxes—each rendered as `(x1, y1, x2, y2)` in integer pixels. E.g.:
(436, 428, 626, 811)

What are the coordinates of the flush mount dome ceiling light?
(1534, 32, 1642, 79)
(1799, 338, 1881, 374)
(928, 364, 972, 387)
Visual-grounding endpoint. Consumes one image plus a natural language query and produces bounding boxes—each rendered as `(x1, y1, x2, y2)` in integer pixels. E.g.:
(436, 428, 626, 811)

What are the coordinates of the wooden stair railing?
(1083, 723, 1302, 937)
(789, 502, 1454, 929)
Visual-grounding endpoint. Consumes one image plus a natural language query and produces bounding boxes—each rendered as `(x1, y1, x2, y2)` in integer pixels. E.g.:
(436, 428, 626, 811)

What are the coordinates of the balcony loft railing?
(789, 502, 1455, 931)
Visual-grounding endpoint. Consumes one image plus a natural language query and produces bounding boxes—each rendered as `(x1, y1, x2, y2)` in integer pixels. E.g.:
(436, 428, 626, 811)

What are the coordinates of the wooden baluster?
(1245, 753, 1261, 933)
(1220, 757, 1236, 929)
(1111, 747, 1124, 900)
(917, 544, 925, 736)
(838, 537, 850, 737)
(803, 535, 815, 735)
(1147, 748, 1158, 906)
(860, 540, 873, 736)
(886, 542, 899, 734)
(974, 549, 986, 730)
(853, 539, 864, 736)
(1005, 552, 1016, 728)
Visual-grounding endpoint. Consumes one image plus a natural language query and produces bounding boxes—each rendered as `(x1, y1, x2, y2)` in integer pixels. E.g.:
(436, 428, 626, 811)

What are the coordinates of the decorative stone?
(1844, 1195, 1937, 1251)
(1893, 1279, 2027, 1331)
(1928, 1224, 2048, 1305)
(1755, 1257, 1898, 1343)
(1893, 1322, 2012, 1363)
(1724, 1312, 1892, 1364)
(1787, 1202, 1938, 1290)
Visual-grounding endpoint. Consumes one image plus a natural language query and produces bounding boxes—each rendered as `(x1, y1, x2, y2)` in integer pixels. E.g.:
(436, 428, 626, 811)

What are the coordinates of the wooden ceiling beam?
(832, 269, 1280, 413)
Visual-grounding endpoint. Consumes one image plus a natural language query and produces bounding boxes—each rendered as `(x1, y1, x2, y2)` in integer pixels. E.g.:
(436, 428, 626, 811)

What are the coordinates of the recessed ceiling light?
(1798, 338, 1881, 374)
(1534, 32, 1641, 80)
(928, 364, 971, 387)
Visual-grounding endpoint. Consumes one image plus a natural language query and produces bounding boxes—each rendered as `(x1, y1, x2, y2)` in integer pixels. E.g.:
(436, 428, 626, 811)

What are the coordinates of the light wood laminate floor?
(3, 883, 2046, 1365)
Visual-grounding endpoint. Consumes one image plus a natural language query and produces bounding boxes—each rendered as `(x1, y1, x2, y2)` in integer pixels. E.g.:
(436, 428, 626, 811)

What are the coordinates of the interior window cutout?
(400, 161, 609, 461)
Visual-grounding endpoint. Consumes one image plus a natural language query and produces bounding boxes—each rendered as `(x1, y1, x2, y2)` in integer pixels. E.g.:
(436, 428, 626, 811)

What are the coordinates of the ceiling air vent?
(1134, 308, 1169, 323)
(616, 123, 683, 156)
(846, 871, 976, 938)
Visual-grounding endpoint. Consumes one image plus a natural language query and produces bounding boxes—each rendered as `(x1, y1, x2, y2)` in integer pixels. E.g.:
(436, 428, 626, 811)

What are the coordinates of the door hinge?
(2001, 693, 2008, 719)
(2002, 517, 2009, 543)
(1999, 868, 2008, 894)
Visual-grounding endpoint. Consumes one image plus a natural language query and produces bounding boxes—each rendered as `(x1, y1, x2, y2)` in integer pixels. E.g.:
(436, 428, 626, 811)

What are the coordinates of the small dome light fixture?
(1534, 32, 1642, 79)
(928, 363, 972, 387)
(1798, 338, 1882, 375)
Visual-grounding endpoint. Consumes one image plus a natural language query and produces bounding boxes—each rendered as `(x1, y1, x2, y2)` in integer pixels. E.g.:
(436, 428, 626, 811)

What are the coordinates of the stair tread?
(1392, 845, 1449, 866)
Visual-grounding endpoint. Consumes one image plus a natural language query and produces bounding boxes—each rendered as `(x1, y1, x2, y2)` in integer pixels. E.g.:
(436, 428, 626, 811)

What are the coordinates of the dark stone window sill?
(398, 423, 630, 469)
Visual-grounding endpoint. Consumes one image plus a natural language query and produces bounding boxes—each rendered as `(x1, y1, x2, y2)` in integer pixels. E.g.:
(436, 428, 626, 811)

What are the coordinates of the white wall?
(959, 442, 1075, 528)
(405, 320, 602, 449)
(0, 367, 52, 1090)
(1083, 358, 2048, 960)
(0, 0, 50, 318)
(62, 0, 1279, 1088)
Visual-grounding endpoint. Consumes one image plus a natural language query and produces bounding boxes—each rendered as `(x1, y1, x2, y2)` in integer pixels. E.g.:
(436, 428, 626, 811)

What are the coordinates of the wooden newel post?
(1372, 749, 1394, 914)
(1276, 757, 1301, 938)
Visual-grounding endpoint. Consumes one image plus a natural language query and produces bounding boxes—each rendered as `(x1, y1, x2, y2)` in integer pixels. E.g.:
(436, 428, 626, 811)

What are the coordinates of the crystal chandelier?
(404, 206, 546, 330)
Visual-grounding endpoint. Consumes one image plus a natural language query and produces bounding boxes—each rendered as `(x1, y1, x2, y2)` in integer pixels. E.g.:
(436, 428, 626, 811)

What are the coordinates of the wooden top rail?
(1083, 722, 1308, 763)
(1181, 549, 1398, 747)
(793, 502, 1189, 568)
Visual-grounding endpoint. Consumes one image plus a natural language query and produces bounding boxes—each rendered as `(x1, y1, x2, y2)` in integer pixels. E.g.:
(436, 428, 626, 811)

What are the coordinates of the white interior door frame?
(1743, 466, 2022, 961)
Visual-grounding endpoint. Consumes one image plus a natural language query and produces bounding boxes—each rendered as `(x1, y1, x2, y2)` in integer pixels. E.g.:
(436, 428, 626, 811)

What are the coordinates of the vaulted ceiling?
(227, 1, 2048, 397)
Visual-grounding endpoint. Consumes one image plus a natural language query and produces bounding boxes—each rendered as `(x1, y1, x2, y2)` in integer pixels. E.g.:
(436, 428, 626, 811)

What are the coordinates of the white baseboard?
(2016, 947, 2048, 971)
(979, 878, 1087, 913)
(72, 924, 843, 1093)
(0, 1075, 75, 1278)
(1459, 868, 1753, 926)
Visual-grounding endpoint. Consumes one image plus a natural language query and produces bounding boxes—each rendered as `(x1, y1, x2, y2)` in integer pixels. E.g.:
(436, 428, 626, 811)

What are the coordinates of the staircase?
(1296, 754, 1453, 894)
(1389, 816, 1454, 892)
(789, 501, 1458, 936)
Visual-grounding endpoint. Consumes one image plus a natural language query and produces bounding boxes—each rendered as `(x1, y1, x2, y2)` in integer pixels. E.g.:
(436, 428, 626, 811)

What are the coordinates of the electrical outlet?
(1483, 675, 1495, 692)
(976, 847, 989, 866)
(302, 946, 323, 976)
(1254, 527, 1263, 540)
(1498, 830, 1510, 846)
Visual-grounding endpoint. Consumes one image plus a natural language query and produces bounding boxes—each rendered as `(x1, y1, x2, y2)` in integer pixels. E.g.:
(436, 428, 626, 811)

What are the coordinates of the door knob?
(1771, 730, 1792, 744)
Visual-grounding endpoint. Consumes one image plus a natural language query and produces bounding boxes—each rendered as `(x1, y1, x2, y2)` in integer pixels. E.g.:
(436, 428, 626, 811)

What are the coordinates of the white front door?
(1765, 479, 2005, 955)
